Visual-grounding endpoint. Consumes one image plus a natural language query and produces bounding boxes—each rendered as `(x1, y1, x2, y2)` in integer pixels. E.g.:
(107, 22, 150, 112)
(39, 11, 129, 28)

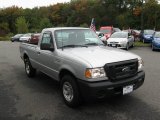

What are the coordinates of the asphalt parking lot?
(0, 41, 160, 120)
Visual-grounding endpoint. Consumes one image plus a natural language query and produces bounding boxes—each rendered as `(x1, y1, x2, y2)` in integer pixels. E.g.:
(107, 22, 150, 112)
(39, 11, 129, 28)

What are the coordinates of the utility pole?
(141, 0, 144, 31)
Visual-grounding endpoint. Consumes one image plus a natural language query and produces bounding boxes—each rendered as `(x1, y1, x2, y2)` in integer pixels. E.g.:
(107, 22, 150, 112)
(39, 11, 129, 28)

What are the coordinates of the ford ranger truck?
(20, 27, 145, 107)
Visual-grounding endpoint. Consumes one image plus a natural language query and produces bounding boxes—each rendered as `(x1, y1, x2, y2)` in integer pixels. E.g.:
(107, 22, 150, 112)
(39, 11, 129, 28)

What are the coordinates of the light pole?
(141, 0, 144, 31)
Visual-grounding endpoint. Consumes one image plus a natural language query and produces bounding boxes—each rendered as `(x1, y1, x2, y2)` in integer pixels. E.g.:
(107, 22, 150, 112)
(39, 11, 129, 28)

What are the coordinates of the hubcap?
(25, 61, 30, 74)
(63, 82, 73, 102)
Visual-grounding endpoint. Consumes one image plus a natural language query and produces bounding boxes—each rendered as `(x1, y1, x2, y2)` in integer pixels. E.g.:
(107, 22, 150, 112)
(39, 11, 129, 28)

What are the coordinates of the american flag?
(90, 18, 96, 32)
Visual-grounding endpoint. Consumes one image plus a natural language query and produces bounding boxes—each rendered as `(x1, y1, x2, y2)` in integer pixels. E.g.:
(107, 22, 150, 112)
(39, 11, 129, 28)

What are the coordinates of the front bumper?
(153, 44, 160, 50)
(107, 43, 127, 49)
(144, 37, 152, 42)
(77, 71, 145, 100)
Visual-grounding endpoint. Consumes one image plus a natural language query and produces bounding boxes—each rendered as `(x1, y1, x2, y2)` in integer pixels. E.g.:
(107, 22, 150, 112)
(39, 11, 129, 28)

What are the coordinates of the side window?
(41, 32, 53, 44)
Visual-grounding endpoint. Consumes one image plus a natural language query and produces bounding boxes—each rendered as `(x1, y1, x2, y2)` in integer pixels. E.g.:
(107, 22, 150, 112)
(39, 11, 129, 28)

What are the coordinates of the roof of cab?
(42, 27, 90, 32)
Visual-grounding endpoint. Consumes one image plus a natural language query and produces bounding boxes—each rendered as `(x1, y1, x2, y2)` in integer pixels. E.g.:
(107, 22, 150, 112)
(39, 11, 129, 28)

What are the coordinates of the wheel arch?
(59, 69, 76, 82)
(23, 53, 29, 60)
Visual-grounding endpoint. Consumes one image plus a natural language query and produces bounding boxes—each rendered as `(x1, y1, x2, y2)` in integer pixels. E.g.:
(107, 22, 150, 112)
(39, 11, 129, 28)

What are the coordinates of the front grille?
(110, 42, 119, 44)
(104, 59, 138, 81)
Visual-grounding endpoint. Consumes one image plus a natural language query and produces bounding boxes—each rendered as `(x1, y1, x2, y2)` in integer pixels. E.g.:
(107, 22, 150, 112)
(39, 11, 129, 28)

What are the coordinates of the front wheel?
(131, 42, 134, 48)
(24, 58, 36, 77)
(126, 43, 129, 50)
(152, 44, 155, 51)
(61, 75, 81, 108)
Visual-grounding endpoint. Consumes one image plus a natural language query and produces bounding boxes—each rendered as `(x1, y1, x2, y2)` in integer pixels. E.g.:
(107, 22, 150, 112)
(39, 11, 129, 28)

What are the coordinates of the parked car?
(20, 27, 145, 107)
(19, 33, 32, 42)
(11, 34, 23, 42)
(122, 29, 132, 34)
(152, 31, 160, 51)
(132, 29, 140, 41)
(29, 33, 40, 45)
(99, 26, 113, 40)
(140, 29, 155, 43)
(107, 31, 134, 50)
(96, 31, 107, 44)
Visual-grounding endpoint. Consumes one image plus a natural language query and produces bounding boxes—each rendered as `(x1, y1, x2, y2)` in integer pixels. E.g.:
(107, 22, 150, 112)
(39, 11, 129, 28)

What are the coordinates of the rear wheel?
(61, 75, 81, 108)
(24, 58, 36, 77)
(152, 44, 155, 51)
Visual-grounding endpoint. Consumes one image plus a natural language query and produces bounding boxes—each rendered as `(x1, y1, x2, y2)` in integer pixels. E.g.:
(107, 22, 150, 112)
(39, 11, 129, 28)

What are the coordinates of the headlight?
(85, 67, 106, 78)
(138, 59, 144, 72)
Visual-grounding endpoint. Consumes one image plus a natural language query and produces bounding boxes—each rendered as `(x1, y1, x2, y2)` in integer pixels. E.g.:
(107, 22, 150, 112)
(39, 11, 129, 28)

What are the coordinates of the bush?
(80, 23, 89, 28)
(0, 36, 10, 41)
(0, 33, 12, 41)
(134, 41, 151, 47)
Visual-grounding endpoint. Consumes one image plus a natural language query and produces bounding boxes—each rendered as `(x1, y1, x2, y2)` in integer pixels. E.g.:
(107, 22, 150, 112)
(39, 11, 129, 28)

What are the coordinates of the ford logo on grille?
(122, 66, 130, 72)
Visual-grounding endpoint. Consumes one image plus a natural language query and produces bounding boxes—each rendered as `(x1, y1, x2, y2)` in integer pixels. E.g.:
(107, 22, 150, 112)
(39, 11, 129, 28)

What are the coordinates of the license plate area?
(111, 44, 116, 47)
(123, 85, 133, 95)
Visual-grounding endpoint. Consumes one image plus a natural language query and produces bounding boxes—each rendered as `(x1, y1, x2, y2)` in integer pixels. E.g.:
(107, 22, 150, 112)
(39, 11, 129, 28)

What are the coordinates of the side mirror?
(98, 33, 104, 38)
(40, 43, 54, 51)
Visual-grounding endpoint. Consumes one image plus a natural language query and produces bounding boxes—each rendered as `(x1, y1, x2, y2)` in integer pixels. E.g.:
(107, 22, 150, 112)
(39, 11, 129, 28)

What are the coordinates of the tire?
(24, 58, 36, 77)
(102, 41, 107, 45)
(152, 44, 155, 51)
(61, 75, 81, 108)
(126, 43, 129, 50)
(131, 42, 134, 48)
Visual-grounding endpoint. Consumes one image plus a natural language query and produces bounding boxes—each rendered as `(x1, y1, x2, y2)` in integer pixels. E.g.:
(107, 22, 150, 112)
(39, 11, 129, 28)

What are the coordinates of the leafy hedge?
(0, 36, 10, 41)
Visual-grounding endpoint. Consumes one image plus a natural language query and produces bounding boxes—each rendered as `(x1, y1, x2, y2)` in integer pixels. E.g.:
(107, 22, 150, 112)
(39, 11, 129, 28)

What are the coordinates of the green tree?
(143, 0, 159, 29)
(15, 17, 28, 33)
(80, 23, 89, 27)
(0, 22, 10, 32)
(40, 18, 52, 29)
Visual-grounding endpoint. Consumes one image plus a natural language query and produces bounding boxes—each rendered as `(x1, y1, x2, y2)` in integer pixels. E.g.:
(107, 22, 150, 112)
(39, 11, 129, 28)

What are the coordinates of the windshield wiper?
(60, 44, 88, 48)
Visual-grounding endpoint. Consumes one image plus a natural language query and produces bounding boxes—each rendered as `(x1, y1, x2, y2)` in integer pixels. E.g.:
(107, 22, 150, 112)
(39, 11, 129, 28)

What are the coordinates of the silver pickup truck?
(20, 27, 145, 107)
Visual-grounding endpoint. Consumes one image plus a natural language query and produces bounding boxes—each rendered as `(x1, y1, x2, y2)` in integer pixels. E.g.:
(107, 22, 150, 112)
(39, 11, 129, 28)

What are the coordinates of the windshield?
(14, 34, 23, 37)
(55, 29, 103, 49)
(144, 30, 154, 35)
(100, 29, 111, 34)
(110, 32, 128, 38)
(154, 32, 160, 38)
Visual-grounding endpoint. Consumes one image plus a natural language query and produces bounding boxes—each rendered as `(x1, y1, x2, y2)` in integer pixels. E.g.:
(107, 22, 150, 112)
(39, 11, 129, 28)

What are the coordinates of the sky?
(0, 0, 70, 9)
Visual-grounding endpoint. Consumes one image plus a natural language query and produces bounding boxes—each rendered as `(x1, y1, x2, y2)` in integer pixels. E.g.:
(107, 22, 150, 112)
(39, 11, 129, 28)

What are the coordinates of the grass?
(0, 33, 13, 41)
(134, 41, 151, 47)
(0, 36, 10, 41)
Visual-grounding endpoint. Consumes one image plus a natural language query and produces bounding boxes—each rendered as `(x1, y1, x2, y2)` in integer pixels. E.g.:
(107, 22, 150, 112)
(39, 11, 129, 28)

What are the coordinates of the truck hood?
(61, 46, 140, 68)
